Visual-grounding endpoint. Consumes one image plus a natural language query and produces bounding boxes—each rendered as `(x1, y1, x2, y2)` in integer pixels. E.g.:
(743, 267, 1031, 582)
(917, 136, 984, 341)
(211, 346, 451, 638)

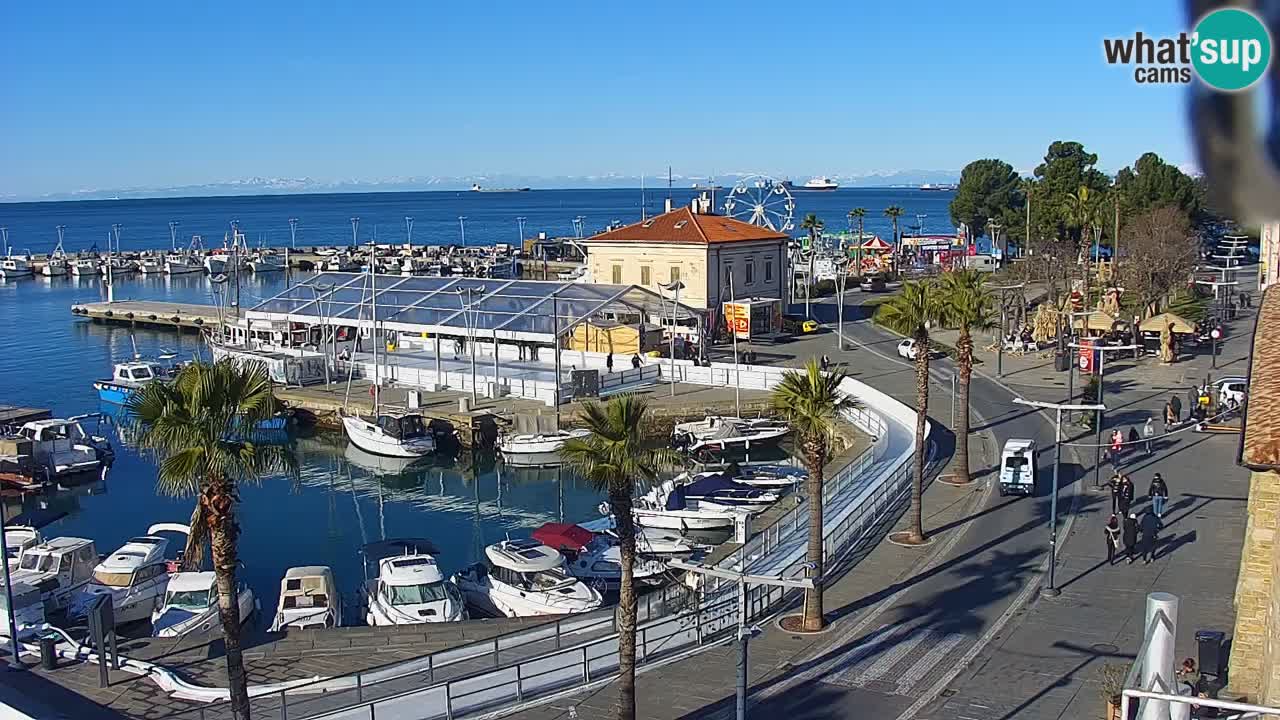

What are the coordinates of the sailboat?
(342, 255, 437, 458)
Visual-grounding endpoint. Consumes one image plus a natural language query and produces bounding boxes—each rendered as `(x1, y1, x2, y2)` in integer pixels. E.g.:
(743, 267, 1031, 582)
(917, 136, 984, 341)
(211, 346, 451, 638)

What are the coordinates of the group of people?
(1107, 417, 1157, 465)
(1103, 472, 1170, 565)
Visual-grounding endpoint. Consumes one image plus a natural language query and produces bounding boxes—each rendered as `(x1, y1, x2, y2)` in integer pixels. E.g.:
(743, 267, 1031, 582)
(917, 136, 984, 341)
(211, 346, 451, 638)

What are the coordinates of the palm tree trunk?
(609, 487, 637, 720)
(182, 502, 208, 572)
(909, 330, 930, 543)
(802, 438, 827, 631)
(953, 329, 973, 484)
(205, 479, 251, 720)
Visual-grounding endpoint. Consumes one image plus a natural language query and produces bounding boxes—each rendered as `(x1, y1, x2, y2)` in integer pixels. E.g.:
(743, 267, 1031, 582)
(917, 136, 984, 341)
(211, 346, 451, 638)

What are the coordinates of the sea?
(0, 187, 954, 632)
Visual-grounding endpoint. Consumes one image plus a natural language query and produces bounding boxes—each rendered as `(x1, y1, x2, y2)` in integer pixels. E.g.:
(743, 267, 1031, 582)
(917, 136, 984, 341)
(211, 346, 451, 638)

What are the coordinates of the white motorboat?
(531, 523, 668, 589)
(672, 416, 790, 452)
(69, 523, 189, 625)
(17, 416, 114, 478)
(498, 428, 591, 455)
(248, 251, 285, 272)
(324, 254, 361, 272)
(343, 412, 436, 458)
(138, 255, 165, 274)
(69, 257, 100, 276)
(671, 472, 782, 508)
(730, 464, 806, 489)
(453, 539, 604, 618)
(4, 526, 42, 573)
(362, 539, 466, 626)
(578, 518, 707, 556)
(164, 253, 203, 274)
(269, 566, 344, 631)
(0, 255, 33, 279)
(94, 360, 169, 404)
(151, 571, 257, 638)
(621, 481, 747, 532)
(10, 537, 99, 612)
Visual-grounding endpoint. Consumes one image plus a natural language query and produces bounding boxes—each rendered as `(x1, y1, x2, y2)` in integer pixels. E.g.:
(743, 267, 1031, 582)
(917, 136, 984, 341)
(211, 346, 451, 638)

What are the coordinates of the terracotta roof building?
(583, 204, 790, 313)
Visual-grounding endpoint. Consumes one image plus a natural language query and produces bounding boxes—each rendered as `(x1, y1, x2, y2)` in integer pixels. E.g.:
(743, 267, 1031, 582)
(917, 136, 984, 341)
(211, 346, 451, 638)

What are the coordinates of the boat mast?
(371, 241, 379, 414)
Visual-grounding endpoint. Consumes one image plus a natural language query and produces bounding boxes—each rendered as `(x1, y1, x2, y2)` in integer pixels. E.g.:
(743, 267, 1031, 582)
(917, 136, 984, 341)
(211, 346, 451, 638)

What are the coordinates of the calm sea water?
(0, 187, 949, 630)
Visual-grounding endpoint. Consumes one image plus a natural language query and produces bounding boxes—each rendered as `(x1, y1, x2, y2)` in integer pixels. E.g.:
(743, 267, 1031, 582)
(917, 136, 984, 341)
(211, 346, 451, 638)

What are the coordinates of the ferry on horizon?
(919, 183, 956, 191)
(471, 183, 531, 193)
(795, 176, 838, 191)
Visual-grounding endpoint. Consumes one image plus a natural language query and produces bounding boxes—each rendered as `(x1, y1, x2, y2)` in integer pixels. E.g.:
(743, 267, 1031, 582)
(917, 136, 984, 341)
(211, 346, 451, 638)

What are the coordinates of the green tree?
(770, 359, 856, 631)
(848, 208, 867, 276)
(884, 205, 905, 244)
(560, 395, 675, 720)
(127, 360, 296, 720)
(948, 159, 1023, 246)
(938, 270, 995, 485)
(1033, 141, 1110, 243)
(1063, 185, 1107, 299)
(876, 280, 943, 544)
(1114, 152, 1202, 219)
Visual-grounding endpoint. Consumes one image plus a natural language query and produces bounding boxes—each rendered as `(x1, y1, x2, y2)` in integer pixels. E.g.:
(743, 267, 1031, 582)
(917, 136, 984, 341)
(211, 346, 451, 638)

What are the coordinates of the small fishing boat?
(0, 255, 33, 279)
(152, 571, 257, 638)
(69, 523, 188, 625)
(69, 257, 100, 276)
(101, 256, 137, 275)
(42, 236, 69, 277)
(672, 416, 790, 452)
(164, 253, 203, 274)
(138, 254, 164, 274)
(532, 523, 669, 589)
(269, 566, 344, 631)
(343, 411, 436, 458)
(9, 537, 99, 612)
(453, 539, 604, 617)
(324, 254, 361, 272)
(362, 539, 466, 626)
(93, 361, 169, 404)
(498, 428, 591, 455)
(248, 251, 285, 272)
(622, 481, 747, 532)
(3, 525, 42, 573)
(16, 417, 114, 478)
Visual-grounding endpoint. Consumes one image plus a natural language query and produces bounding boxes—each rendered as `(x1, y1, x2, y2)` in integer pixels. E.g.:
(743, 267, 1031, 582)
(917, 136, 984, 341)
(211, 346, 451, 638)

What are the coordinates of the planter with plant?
(1098, 662, 1128, 719)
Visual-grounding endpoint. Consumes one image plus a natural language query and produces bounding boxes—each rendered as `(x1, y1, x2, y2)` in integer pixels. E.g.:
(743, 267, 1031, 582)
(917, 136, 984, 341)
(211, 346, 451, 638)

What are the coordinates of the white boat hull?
(165, 260, 202, 275)
(454, 575, 602, 618)
(41, 262, 67, 277)
(498, 429, 590, 454)
(343, 416, 435, 458)
(631, 507, 738, 531)
(152, 587, 256, 638)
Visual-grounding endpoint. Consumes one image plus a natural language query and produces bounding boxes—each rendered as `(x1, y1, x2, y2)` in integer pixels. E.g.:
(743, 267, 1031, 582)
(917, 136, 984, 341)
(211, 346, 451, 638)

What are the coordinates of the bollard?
(39, 634, 58, 670)
(1140, 592, 1179, 720)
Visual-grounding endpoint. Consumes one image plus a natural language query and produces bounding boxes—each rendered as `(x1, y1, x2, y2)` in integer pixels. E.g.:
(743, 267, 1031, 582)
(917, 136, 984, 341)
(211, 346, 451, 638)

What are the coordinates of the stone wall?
(1230, 467, 1280, 704)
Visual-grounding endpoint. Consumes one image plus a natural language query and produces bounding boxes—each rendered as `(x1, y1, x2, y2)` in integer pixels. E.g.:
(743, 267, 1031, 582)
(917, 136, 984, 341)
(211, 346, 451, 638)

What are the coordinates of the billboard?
(723, 302, 751, 339)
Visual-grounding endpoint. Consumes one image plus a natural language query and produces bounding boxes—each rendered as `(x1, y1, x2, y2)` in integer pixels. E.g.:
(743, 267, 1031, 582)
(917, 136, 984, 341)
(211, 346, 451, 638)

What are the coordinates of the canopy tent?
(1139, 312, 1196, 334)
(1072, 311, 1125, 332)
(247, 272, 701, 344)
(530, 523, 594, 553)
(860, 236, 893, 252)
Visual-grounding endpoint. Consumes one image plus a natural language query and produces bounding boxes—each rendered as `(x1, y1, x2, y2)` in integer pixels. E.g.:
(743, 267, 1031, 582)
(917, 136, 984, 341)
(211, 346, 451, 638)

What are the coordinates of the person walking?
(820, 354, 830, 371)
(1144, 416, 1156, 453)
(605, 352, 614, 374)
(631, 353, 641, 369)
(1149, 473, 1170, 518)
(1170, 394, 1182, 423)
(1122, 512, 1140, 564)
(1110, 428, 1125, 466)
(1116, 474, 1135, 517)
(1139, 508, 1164, 563)
(1164, 402, 1176, 431)
(1104, 514, 1122, 565)
(1109, 472, 1123, 514)
(1127, 425, 1141, 450)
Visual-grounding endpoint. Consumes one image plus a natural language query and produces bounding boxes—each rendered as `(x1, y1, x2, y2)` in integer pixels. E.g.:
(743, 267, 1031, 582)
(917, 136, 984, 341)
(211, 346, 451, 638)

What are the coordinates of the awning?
(1072, 311, 1125, 332)
(1139, 312, 1196, 334)
(531, 523, 595, 552)
(860, 236, 892, 251)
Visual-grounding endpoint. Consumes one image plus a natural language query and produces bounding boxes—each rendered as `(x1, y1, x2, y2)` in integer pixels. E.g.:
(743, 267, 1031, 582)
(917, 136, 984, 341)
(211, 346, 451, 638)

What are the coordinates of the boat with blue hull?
(93, 361, 169, 405)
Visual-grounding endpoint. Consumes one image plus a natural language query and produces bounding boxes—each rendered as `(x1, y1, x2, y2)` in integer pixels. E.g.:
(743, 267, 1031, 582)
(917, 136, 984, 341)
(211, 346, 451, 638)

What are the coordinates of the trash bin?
(39, 633, 58, 670)
(1196, 629, 1225, 678)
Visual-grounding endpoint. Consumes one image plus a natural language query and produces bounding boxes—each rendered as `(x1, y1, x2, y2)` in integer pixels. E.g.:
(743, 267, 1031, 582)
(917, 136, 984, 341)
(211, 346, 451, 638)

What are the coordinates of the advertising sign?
(1078, 339, 1096, 374)
(723, 302, 751, 339)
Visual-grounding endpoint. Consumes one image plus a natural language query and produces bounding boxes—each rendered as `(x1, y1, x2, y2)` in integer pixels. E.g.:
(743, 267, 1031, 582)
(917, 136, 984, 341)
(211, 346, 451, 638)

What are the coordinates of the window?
(167, 589, 212, 610)
(640, 266, 651, 286)
(612, 264, 622, 284)
(765, 260, 773, 282)
(669, 266, 681, 283)
(387, 582, 448, 605)
(93, 570, 136, 588)
(745, 261, 755, 285)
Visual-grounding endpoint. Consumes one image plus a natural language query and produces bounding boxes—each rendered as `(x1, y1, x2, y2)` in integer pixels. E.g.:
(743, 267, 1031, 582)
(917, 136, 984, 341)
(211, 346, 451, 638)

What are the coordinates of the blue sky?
(1, 1, 1195, 197)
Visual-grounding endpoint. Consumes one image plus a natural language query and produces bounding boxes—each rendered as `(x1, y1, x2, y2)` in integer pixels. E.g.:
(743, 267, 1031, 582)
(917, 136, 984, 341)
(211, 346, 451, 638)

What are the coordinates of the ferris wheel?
(722, 175, 795, 233)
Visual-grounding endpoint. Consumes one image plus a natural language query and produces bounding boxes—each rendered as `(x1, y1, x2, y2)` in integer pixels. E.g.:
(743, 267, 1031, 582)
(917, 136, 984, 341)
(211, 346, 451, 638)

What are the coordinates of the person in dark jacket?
(1122, 513, 1140, 564)
(1170, 394, 1182, 423)
(1139, 509, 1164, 563)
(1104, 514, 1122, 565)
(1149, 473, 1170, 518)
(606, 353, 614, 374)
(1115, 475, 1135, 516)
(631, 353, 641, 369)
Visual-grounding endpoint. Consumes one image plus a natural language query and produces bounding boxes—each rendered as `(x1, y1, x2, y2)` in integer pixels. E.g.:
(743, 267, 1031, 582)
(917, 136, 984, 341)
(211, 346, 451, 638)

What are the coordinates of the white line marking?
(894, 632, 968, 695)
(852, 627, 932, 685)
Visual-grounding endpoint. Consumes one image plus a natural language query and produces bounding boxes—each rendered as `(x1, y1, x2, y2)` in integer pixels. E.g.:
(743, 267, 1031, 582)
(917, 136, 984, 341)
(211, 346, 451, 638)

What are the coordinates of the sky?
(1, 1, 1198, 198)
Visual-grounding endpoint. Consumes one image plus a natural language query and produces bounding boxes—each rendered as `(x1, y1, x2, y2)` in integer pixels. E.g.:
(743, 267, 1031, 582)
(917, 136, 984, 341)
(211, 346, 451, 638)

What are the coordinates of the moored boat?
(498, 428, 590, 455)
(152, 571, 257, 637)
(16, 416, 114, 478)
(10, 536, 99, 612)
(270, 565, 344, 631)
(0, 255, 33, 279)
(69, 523, 188, 625)
(343, 412, 436, 458)
(93, 361, 170, 404)
(362, 539, 465, 626)
(672, 415, 790, 452)
(453, 539, 604, 617)
(532, 523, 669, 589)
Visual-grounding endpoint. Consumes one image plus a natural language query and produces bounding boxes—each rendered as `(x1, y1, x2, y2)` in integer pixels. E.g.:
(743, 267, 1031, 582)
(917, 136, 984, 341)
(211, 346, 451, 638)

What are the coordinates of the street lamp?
(404, 217, 414, 250)
(660, 279, 685, 396)
(834, 256, 850, 351)
(350, 217, 360, 249)
(1068, 341, 1142, 489)
(455, 286, 486, 403)
(667, 559, 813, 720)
(458, 216, 468, 247)
(1013, 397, 1106, 597)
(288, 217, 299, 249)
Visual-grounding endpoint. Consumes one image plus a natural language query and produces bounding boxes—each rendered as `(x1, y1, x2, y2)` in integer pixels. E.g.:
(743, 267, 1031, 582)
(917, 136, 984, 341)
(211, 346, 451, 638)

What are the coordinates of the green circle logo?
(1192, 8, 1272, 91)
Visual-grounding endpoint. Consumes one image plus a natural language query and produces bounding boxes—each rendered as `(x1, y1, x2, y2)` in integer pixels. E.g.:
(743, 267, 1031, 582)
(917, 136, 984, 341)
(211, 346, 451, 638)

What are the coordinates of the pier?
(0, 405, 51, 427)
(71, 300, 238, 330)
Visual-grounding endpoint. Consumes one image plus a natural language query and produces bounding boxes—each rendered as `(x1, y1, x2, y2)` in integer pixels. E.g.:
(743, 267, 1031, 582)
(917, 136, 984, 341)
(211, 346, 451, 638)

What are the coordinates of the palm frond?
(877, 279, 943, 339)
(771, 359, 857, 446)
(560, 394, 676, 497)
(938, 269, 996, 333)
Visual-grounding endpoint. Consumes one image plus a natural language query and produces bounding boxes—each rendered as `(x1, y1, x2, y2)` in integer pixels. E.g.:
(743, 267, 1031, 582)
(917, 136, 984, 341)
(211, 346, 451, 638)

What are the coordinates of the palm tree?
(1063, 185, 1101, 305)
(877, 280, 943, 544)
(938, 270, 995, 485)
(560, 395, 675, 720)
(800, 213, 825, 247)
(848, 208, 867, 277)
(771, 359, 855, 631)
(127, 360, 295, 720)
(884, 206, 906, 275)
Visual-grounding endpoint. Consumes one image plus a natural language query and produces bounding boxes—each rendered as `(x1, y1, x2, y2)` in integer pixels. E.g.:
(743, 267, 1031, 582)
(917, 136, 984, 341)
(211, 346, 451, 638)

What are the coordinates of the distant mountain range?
(3, 170, 964, 203)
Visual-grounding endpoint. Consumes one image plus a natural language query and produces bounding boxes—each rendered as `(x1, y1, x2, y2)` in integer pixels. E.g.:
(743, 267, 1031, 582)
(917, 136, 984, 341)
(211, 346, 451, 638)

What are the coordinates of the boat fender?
(105, 310, 113, 317)
(148, 314, 157, 321)
(194, 318, 203, 325)
(171, 316, 181, 323)
(126, 312, 134, 319)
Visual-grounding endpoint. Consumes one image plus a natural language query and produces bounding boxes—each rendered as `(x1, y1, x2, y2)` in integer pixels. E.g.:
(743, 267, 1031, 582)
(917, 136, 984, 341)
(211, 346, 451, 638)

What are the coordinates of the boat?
(68, 523, 189, 625)
(9, 537, 99, 612)
(16, 417, 114, 478)
(93, 360, 170, 404)
(101, 256, 137, 275)
(138, 254, 164, 274)
(69, 257, 100, 276)
(204, 251, 241, 275)
(531, 523, 669, 589)
(0, 580, 47, 639)
(343, 412, 436, 458)
(622, 481, 746, 531)
(453, 539, 604, 617)
(248, 251, 285, 272)
(498, 428, 591, 455)
(269, 566, 344, 631)
(919, 183, 956, 191)
(362, 539, 466, 626)
(730, 464, 805, 489)
(151, 571, 257, 638)
(470, 184, 531, 192)
(578, 517, 708, 556)
(4, 525, 42, 573)
(671, 472, 781, 509)
(672, 416, 790, 452)
(324, 254, 361, 272)
(42, 237, 69, 277)
(0, 255, 33, 279)
(800, 176, 839, 191)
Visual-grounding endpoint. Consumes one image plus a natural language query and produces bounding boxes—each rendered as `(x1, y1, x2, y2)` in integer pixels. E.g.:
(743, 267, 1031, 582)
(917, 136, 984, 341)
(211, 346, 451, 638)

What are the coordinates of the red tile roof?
(585, 207, 789, 245)
(1242, 286, 1280, 469)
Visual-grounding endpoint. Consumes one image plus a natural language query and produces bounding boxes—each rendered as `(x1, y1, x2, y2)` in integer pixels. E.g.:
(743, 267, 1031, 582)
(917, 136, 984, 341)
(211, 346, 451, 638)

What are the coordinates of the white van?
(999, 439, 1037, 496)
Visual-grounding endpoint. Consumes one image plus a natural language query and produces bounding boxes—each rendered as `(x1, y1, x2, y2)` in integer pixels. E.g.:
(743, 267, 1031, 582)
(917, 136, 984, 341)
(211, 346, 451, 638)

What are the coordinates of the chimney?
(664, 197, 674, 214)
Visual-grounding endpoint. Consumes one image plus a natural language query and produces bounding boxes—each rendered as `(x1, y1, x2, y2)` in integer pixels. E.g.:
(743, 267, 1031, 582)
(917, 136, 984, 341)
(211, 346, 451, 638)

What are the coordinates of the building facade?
(583, 205, 789, 314)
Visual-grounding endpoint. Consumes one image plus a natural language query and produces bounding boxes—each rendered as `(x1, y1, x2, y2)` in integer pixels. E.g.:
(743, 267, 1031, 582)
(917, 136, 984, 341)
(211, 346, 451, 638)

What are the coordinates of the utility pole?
(668, 560, 813, 720)
(458, 216, 468, 247)
(1013, 398, 1105, 597)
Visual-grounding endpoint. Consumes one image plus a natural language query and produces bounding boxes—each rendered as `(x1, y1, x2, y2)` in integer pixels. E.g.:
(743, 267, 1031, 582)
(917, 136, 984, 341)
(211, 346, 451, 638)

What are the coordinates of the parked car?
(860, 276, 887, 292)
(782, 314, 820, 335)
(897, 339, 920, 360)
(1216, 377, 1248, 405)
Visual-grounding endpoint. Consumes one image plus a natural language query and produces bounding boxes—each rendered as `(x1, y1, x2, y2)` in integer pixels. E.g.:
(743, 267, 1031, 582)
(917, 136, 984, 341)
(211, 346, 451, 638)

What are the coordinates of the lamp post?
(350, 217, 360, 249)
(168, 220, 180, 252)
(668, 559, 813, 720)
(1069, 341, 1142, 489)
(1012, 398, 1106, 597)
(456, 286, 486, 403)
(835, 256, 849, 351)
(516, 216, 527, 248)
(288, 217, 299, 250)
(458, 216, 468, 247)
(661, 280, 685, 396)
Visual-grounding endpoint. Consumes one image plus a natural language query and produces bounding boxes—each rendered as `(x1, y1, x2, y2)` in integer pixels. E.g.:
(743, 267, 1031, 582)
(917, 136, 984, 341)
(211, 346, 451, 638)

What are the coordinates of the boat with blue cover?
(93, 361, 170, 404)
